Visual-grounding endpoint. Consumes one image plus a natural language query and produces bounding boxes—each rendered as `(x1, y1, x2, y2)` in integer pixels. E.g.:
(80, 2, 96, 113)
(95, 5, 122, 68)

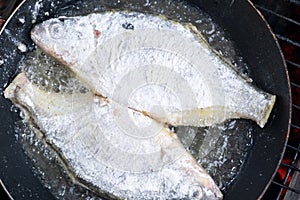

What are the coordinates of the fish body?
(4, 73, 222, 199)
(31, 11, 275, 128)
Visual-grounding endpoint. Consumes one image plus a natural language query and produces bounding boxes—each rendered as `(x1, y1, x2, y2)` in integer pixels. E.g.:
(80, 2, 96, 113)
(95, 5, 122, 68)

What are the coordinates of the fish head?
(178, 164, 223, 200)
(31, 16, 99, 67)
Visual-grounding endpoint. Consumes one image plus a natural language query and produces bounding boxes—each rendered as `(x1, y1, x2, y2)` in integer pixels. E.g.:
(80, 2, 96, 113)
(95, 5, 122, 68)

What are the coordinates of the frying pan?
(0, 0, 291, 199)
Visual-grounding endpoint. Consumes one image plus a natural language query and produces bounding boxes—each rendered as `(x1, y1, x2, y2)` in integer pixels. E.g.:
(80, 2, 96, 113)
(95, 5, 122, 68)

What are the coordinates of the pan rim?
(245, 0, 292, 198)
(0, 0, 26, 35)
(0, 0, 292, 199)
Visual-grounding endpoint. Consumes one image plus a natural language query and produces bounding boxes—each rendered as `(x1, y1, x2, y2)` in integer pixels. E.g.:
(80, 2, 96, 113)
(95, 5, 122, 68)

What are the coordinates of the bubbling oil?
(23, 50, 89, 94)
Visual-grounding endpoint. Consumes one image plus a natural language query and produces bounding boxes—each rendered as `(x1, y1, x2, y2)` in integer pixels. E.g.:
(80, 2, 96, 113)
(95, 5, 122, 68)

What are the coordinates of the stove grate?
(252, 0, 300, 199)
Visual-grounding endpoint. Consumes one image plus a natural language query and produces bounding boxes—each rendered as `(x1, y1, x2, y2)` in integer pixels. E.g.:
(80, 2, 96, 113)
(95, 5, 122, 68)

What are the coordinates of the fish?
(30, 11, 276, 128)
(4, 72, 223, 200)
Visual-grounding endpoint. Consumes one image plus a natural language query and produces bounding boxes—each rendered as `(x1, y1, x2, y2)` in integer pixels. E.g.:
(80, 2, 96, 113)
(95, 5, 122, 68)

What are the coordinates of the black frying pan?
(0, 0, 291, 199)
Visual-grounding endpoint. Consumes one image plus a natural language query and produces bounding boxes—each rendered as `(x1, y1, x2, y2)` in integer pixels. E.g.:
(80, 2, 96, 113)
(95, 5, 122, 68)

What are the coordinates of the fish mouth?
(30, 23, 46, 44)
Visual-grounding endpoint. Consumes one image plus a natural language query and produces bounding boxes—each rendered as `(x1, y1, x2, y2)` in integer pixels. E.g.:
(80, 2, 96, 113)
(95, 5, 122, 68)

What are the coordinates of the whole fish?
(4, 72, 223, 200)
(31, 11, 275, 128)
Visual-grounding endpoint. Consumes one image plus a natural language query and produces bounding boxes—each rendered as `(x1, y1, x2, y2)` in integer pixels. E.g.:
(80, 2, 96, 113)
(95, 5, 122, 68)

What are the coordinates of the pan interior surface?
(0, 0, 290, 200)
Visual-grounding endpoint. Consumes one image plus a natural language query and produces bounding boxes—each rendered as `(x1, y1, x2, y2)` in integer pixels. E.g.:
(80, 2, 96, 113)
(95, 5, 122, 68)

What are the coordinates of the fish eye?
(49, 21, 65, 39)
(58, 18, 66, 22)
(189, 185, 203, 198)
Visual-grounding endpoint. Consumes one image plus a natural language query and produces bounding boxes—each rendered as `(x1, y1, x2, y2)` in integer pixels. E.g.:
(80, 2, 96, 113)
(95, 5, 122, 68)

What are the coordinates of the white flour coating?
(18, 17, 26, 24)
(31, 11, 275, 128)
(17, 42, 27, 53)
(0, 58, 4, 66)
(4, 73, 223, 200)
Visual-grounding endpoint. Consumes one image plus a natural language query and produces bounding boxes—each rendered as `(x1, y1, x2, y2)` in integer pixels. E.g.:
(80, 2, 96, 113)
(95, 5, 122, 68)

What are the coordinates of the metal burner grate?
(252, 0, 300, 199)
